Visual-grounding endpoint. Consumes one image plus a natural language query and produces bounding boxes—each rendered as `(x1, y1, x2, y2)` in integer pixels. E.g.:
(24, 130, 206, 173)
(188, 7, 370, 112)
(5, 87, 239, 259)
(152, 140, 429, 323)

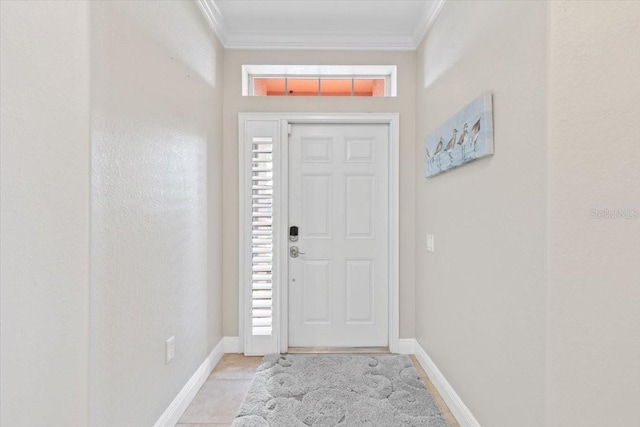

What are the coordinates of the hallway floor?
(177, 353, 459, 427)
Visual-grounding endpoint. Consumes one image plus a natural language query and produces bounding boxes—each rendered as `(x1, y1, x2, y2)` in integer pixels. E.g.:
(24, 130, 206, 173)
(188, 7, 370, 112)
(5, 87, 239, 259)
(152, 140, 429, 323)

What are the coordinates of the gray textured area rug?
(231, 354, 448, 427)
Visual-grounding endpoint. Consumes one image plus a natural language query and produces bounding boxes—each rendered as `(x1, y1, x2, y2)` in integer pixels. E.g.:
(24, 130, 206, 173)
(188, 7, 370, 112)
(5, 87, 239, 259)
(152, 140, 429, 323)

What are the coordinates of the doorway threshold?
(287, 346, 390, 354)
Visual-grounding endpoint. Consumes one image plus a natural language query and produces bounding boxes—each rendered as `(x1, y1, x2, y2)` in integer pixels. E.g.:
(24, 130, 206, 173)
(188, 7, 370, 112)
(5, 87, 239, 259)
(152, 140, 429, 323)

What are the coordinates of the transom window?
(242, 65, 397, 97)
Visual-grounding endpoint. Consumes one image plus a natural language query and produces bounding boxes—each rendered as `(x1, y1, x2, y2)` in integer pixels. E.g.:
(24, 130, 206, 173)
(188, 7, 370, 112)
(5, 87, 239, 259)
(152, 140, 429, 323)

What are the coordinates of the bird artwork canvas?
(424, 92, 494, 178)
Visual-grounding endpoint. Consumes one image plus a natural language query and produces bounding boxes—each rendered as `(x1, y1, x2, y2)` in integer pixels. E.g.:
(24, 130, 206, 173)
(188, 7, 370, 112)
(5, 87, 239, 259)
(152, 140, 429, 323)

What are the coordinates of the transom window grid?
(251, 76, 387, 97)
(242, 65, 397, 98)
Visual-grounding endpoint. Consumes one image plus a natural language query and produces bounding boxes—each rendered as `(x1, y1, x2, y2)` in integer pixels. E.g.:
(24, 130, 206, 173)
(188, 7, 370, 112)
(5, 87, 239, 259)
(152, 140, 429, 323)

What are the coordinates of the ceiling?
(197, 0, 446, 50)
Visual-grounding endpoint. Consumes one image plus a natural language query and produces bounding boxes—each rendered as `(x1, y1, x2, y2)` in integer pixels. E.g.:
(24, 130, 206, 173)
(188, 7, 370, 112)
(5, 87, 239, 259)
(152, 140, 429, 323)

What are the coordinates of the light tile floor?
(177, 353, 459, 427)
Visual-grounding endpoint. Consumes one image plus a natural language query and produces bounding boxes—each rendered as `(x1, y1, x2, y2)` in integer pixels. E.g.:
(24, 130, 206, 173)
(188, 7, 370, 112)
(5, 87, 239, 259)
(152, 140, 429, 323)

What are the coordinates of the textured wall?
(546, 2, 640, 426)
(89, 1, 224, 426)
(0, 2, 91, 425)
(221, 49, 417, 340)
(414, 2, 547, 426)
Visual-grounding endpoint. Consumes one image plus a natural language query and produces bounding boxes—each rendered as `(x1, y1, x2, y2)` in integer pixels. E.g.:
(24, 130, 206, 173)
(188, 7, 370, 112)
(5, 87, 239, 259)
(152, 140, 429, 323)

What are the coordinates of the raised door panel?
(345, 174, 375, 239)
(302, 260, 331, 324)
(345, 259, 375, 323)
(345, 137, 375, 163)
(301, 174, 332, 239)
(301, 136, 333, 163)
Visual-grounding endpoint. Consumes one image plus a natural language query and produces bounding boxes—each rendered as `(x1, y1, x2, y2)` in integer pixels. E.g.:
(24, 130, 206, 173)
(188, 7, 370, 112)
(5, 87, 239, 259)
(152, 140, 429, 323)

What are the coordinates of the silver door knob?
(289, 246, 306, 258)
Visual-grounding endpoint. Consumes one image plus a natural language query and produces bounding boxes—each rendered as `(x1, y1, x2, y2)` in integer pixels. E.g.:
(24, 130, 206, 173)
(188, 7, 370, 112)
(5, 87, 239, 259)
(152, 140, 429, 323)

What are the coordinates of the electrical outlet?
(426, 234, 435, 252)
(165, 336, 175, 364)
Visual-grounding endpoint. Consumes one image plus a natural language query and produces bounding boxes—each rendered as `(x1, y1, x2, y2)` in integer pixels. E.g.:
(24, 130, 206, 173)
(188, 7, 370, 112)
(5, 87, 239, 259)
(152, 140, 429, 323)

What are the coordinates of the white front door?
(288, 123, 389, 347)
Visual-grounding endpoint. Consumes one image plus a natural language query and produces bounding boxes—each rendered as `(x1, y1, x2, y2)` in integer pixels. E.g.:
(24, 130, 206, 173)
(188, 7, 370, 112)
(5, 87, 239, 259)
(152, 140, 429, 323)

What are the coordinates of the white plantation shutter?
(240, 119, 280, 355)
(251, 137, 274, 336)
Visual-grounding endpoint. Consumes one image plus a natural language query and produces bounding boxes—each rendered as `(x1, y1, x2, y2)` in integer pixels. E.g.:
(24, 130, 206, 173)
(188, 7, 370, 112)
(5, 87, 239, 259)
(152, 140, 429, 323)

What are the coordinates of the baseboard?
(397, 338, 415, 354)
(153, 338, 225, 427)
(223, 336, 240, 353)
(413, 340, 481, 427)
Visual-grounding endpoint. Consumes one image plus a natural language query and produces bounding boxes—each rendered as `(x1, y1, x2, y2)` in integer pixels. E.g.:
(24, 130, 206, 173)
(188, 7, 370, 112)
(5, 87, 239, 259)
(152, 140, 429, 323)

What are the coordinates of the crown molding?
(196, 0, 227, 46)
(197, 0, 446, 51)
(412, 0, 447, 48)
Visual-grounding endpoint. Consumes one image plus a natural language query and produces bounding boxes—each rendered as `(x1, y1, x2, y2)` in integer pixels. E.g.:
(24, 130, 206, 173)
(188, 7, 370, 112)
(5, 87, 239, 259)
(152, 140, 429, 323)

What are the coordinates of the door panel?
(288, 123, 389, 347)
(345, 259, 375, 323)
(301, 175, 332, 238)
(302, 260, 331, 323)
(345, 174, 375, 238)
(301, 136, 333, 163)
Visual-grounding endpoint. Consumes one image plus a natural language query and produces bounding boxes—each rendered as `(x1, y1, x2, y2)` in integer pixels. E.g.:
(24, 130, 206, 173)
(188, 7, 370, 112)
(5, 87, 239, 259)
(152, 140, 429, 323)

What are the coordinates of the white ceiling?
(197, 0, 446, 50)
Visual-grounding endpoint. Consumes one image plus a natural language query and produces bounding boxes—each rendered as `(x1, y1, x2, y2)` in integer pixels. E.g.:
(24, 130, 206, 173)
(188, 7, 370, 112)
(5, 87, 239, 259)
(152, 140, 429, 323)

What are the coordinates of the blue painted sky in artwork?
(424, 92, 493, 178)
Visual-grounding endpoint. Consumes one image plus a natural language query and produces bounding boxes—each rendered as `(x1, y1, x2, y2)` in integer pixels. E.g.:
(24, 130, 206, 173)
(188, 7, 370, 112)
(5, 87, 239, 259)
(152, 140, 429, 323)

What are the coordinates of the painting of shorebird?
(424, 92, 494, 178)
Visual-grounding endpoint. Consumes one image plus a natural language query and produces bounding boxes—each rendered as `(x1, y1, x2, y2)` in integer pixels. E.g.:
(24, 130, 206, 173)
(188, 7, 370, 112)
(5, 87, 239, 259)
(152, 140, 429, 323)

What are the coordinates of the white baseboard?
(413, 340, 481, 427)
(153, 338, 225, 427)
(397, 338, 416, 354)
(223, 336, 240, 353)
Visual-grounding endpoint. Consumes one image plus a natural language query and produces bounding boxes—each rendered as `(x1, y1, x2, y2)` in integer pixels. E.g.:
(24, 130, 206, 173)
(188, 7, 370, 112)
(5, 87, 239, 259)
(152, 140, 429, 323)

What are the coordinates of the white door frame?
(238, 112, 400, 354)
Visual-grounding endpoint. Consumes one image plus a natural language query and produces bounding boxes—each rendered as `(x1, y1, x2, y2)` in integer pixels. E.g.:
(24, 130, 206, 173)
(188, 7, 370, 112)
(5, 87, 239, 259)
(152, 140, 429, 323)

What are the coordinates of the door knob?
(290, 246, 306, 258)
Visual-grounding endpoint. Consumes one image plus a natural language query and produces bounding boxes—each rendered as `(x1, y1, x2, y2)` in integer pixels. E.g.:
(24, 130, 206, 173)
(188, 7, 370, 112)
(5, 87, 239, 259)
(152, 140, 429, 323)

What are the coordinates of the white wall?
(88, 1, 224, 426)
(414, 2, 548, 426)
(0, 1, 91, 425)
(546, 2, 640, 426)
(1, 2, 224, 424)
(221, 49, 417, 340)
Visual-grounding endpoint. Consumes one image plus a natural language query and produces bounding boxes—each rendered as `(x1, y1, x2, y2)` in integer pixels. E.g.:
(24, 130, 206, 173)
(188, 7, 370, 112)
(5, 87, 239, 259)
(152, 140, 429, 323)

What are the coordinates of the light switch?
(426, 234, 435, 252)
(166, 336, 175, 364)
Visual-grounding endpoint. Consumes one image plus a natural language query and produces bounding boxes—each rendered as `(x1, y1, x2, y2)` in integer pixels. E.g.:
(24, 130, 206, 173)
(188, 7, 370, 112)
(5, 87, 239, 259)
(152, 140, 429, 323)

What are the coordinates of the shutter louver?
(251, 136, 274, 336)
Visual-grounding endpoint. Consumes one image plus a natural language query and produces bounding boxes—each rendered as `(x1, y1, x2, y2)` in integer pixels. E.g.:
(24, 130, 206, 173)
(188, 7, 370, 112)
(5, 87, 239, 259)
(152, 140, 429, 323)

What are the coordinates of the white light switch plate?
(166, 336, 175, 364)
(426, 234, 435, 252)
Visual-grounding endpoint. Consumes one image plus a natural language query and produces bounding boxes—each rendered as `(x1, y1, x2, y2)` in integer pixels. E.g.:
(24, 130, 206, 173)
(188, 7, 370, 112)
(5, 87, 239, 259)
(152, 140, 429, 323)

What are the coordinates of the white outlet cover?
(427, 234, 435, 252)
(166, 336, 175, 364)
